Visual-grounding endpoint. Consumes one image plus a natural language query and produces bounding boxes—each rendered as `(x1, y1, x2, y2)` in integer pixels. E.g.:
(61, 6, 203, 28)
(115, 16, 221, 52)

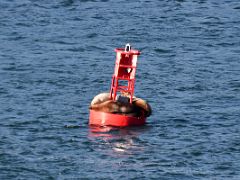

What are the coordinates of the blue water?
(0, 0, 240, 179)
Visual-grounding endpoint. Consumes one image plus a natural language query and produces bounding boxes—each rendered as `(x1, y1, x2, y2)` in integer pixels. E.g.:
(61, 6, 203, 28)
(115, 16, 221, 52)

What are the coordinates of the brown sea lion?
(89, 93, 152, 117)
(132, 98, 152, 117)
(90, 100, 142, 117)
(90, 92, 110, 106)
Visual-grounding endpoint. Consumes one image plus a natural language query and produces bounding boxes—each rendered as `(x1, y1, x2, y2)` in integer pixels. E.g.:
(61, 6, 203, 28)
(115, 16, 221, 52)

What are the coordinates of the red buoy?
(89, 44, 150, 127)
(89, 110, 146, 127)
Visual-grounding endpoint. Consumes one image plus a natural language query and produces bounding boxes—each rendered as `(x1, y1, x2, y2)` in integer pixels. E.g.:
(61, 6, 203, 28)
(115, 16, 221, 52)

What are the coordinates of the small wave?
(154, 48, 172, 54)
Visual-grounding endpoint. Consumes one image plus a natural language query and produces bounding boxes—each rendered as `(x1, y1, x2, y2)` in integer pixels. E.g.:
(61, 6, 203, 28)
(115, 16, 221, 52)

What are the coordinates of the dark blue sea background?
(0, 0, 240, 179)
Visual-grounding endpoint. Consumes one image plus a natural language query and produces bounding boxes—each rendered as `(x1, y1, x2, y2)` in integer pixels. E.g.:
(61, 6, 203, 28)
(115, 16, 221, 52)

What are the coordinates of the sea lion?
(90, 100, 141, 117)
(132, 98, 152, 117)
(89, 93, 151, 117)
(90, 92, 110, 106)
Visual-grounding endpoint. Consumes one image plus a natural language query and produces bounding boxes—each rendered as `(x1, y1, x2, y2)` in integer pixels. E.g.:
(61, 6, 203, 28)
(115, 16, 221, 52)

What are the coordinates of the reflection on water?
(88, 125, 150, 154)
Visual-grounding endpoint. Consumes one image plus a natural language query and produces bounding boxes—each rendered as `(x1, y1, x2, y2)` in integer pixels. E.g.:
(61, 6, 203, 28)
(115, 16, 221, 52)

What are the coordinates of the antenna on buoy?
(125, 43, 131, 52)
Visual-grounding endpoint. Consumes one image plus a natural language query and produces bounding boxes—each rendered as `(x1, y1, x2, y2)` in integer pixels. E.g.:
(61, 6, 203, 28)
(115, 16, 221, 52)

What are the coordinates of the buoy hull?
(89, 109, 146, 127)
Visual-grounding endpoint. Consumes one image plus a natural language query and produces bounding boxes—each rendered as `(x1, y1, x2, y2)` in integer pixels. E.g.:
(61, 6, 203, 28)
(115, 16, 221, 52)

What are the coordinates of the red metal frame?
(109, 48, 140, 103)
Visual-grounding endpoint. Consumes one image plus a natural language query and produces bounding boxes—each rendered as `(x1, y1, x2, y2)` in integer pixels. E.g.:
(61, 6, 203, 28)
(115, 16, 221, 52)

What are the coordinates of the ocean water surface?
(0, 0, 240, 179)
